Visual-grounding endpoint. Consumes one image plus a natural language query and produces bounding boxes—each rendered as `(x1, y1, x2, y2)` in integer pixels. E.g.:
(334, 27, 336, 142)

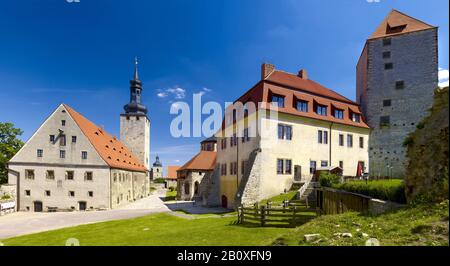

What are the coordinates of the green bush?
(319, 172, 341, 187)
(153, 178, 166, 184)
(332, 179, 406, 204)
(1, 194, 11, 200)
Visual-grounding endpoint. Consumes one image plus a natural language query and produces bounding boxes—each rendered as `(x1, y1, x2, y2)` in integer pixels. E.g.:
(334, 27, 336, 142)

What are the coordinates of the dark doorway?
(294, 165, 302, 182)
(221, 195, 228, 208)
(33, 201, 43, 212)
(78, 201, 87, 211)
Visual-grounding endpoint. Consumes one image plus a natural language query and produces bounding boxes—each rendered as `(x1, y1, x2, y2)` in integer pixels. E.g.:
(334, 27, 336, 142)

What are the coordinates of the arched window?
(194, 181, 199, 195)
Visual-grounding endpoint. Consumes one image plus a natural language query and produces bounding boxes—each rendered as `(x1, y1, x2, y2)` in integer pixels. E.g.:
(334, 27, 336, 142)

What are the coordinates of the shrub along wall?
(404, 87, 449, 203)
(332, 180, 406, 204)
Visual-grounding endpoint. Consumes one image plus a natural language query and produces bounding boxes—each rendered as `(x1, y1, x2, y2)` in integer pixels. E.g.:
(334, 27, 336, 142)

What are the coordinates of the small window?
(334, 109, 344, 119)
(72, 136, 77, 143)
(126, 116, 130, 120)
(339, 134, 344, 146)
(285, 159, 292, 175)
(296, 100, 308, 112)
(62, 120, 66, 126)
(88, 191, 94, 197)
(347, 134, 353, 148)
(136, 116, 140, 121)
(81, 151, 88, 160)
(45, 190, 51, 197)
(380, 116, 390, 127)
(316, 105, 328, 116)
(321, 160, 328, 167)
(382, 38, 391, 46)
(277, 159, 284, 175)
(25, 170, 35, 180)
(66, 171, 74, 180)
(25, 190, 31, 196)
(352, 113, 361, 123)
(384, 63, 393, 70)
(85, 172, 93, 181)
(50, 135, 55, 142)
(339, 161, 344, 169)
(277, 124, 292, 140)
(323, 131, 328, 144)
(46, 170, 55, 180)
(310, 161, 317, 174)
(395, 81, 405, 90)
(382, 51, 391, 58)
(271, 94, 285, 108)
(60, 150, 66, 159)
(318, 130, 323, 144)
(383, 99, 392, 107)
(359, 137, 364, 149)
(68, 191, 75, 197)
(60, 135, 66, 146)
(37, 149, 43, 158)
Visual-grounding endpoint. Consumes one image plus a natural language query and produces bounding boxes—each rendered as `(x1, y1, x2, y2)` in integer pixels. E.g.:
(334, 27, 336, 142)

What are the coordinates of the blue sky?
(0, 0, 448, 169)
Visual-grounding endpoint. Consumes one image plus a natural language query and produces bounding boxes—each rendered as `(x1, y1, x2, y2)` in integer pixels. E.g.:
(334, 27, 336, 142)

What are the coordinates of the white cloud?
(439, 68, 449, 88)
(157, 92, 168, 98)
(195, 87, 212, 97)
(157, 86, 186, 100)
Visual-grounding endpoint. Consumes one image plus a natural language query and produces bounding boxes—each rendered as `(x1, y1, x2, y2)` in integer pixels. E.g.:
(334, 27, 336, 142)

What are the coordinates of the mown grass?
(164, 189, 177, 202)
(332, 179, 406, 203)
(259, 191, 298, 206)
(1, 213, 291, 246)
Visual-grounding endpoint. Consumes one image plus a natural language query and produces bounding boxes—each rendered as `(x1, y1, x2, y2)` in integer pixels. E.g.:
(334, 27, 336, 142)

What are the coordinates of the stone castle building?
(356, 10, 439, 178)
(177, 137, 217, 203)
(7, 61, 151, 212)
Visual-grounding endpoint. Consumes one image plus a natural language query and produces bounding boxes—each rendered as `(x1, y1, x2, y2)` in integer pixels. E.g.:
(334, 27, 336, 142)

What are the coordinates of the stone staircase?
(297, 177, 320, 207)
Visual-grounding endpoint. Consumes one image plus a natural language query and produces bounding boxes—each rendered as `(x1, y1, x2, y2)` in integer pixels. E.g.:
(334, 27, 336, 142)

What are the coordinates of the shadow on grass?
(228, 214, 316, 228)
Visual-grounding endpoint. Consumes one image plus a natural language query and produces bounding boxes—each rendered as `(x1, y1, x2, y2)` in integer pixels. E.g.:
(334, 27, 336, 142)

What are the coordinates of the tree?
(0, 122, 24, 184)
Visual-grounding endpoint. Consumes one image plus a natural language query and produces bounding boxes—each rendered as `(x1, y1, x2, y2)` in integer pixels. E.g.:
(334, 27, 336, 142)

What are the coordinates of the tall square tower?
(120, 58, 151, 169)
(356, 10, 438, 178)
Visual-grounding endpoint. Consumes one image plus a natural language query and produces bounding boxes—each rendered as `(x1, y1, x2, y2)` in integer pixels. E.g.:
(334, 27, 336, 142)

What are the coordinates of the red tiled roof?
(178, 151, 216, 171)
(167, 166, 180, 180)
(369, 9, 435, 40)
(266, 70, 355, 104)
(64, 104, 147, 172)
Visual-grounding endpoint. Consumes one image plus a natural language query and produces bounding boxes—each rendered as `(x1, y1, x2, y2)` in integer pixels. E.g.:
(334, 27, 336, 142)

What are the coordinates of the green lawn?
(1, 213, 291, 246)
(164, 189, 177, 201)
(259, 191, 298, 205)
(2, 195, 447, 246)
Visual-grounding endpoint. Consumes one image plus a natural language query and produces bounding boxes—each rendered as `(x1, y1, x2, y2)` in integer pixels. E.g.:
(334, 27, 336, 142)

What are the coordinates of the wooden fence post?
(261, 206, 266, 227)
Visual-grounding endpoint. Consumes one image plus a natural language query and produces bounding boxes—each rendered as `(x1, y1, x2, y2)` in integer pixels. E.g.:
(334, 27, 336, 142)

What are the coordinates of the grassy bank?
(276, 200, 449, 246)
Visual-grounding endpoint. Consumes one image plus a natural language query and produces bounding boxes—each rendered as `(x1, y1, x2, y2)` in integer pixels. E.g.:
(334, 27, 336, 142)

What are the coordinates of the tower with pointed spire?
(356, 10, 438, 178)
(120, 57, 151, 169)
(150, 155, 164, 180)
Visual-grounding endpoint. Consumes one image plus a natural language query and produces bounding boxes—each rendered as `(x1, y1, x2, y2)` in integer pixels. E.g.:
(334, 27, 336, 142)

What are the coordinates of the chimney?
(261, 63, 275, 80)
(298, 69, 308, 79)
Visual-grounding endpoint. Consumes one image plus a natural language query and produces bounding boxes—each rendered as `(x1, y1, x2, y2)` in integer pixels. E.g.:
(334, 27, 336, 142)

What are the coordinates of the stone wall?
(368, 198, 404, 215)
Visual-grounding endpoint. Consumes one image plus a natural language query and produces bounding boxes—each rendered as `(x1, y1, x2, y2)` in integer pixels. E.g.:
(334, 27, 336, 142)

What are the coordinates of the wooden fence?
(316, 187, 371, 215)
(237, 201, 316, 227)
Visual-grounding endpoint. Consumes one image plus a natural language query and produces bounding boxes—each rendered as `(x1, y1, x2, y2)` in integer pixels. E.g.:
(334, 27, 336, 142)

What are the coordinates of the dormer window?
(316, 105, 328, 116)
(296, 100, 308, 112)
(271, 94, 285, 108)
(352, 113, 361, 123)
(334, 109, 344, 119)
